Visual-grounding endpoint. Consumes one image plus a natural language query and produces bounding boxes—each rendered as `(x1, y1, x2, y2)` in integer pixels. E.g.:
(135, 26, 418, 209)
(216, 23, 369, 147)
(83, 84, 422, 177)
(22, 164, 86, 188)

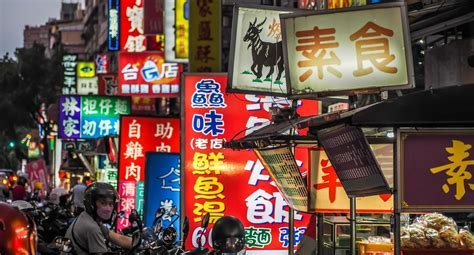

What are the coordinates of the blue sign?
(108, 0, 119, 51)
(144, 153, 181, 241)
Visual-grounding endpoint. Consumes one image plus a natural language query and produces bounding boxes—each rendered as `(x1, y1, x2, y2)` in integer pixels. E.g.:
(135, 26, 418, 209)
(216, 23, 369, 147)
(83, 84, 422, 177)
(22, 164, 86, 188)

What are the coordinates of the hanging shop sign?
(97, 154, 118, 189)
(144, 152, 181, 236)
(120, 0, 146, 52)
(183, 73, 321, 253)
(228, 6, 299, 96)
(108, 0, 120, 51)
(77, 77, 99, 95)
(399, 129, 474, 212)
(77, 62, 96, 78)
(144, 0, 163, 35)
(281, 3, 413, 97)
(175, 0, 188, 59)
(62, 54, 78, 95)
(98, 74, 119, 96)
(309, 146, 393, 213)
(189, 0, 221, 72)
(118, 116, 180, 228)
(26, 159, 49, 199)
(316, 125, 391, 197)
(59, 95, 131, 139)
(118, 52, 182, 97)
(164, 0, 187, 63)
(96, 54, 109, 74)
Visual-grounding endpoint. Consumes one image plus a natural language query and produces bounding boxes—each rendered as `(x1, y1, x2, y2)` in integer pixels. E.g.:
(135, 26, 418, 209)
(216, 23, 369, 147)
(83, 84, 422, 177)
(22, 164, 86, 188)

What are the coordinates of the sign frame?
(280, 2, 414, 98)
(397, 128, 474, 212)
(227, 4, 312, 97)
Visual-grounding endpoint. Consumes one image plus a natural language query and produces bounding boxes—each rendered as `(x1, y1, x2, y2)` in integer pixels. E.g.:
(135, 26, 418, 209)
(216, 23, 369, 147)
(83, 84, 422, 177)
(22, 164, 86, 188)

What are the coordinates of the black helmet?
(84, 182, 118, 218)
(211, 216, 246, 254)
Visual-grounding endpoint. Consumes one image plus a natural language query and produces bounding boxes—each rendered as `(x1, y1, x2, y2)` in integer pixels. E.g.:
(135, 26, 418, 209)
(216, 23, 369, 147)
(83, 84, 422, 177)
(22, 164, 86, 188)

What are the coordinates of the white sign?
(77, 77, 99, 95)
(282, 3, 413, 96)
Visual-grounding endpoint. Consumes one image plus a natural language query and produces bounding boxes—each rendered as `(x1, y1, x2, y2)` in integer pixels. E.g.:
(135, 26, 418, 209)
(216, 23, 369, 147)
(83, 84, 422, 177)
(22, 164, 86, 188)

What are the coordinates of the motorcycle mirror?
(201, 213, 210, 229)
(54, 236, 73, 252)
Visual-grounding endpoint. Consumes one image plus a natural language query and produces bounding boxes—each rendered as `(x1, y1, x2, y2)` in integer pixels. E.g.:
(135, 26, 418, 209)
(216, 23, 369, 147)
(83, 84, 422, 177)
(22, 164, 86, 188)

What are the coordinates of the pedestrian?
(72, 176, 89, 216)
(12, 176, 27, 201)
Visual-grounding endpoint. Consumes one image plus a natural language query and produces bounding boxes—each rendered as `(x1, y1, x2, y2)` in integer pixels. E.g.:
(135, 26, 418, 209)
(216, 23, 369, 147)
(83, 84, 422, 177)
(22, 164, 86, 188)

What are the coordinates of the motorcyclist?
(210, 216, 246, 255)
(0, 201, 37, 254)
(64, 182, 134, 254)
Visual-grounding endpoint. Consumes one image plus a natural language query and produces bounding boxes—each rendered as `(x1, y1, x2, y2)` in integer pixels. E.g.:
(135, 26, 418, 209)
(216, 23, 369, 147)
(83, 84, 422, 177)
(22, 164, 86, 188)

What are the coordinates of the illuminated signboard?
(96, 54, 109, 74)
(118, 52, 182, 97)
(77, 62, 96, 78)
(175, 0, 188, 59)
(77, 77, 99, 95)
(183, 73, 319, 253)
(59, 95, 131, 139)
(281, 3, 413, 97)
(189, 0, 221, 72)
(108, 0, 120, 51)
(62, 54, 78, 94)
(118, 116, 180, 228)
(120, 0, 146, 52)
(164, 0, 187, 63)
(228, 6, 299, 96)
(98, 74, 118, 96)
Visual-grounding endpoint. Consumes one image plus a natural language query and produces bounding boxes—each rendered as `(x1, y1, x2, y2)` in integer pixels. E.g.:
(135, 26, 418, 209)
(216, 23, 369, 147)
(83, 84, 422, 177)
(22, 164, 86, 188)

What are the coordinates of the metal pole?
(317, 213, 324, 255)
(394, 128, 401, 255)
(289, 207, 295, 255)
(350, 197, 357, 255)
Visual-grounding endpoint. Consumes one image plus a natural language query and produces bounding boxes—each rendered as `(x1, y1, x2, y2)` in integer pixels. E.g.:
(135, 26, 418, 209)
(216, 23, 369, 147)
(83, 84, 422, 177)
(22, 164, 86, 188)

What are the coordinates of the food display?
(401, 213, 474, 250)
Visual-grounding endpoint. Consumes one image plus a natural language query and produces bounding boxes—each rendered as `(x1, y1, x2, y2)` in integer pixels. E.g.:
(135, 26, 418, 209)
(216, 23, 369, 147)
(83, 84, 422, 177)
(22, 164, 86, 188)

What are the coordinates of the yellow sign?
(189, 0, 221, 72)
(309, 147, 393, 213)
(77, 62, 96, 78)
(175, 0, 188, 59)
(282, 4, 413, 96)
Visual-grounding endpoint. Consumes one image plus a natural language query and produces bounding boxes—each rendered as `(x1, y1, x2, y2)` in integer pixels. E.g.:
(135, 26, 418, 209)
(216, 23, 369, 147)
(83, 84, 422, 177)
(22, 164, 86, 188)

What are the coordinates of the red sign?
(118, 116, 180, 228)
(143, 0, 163, 35)
(119, 52, 182, 96)
(120, 0, 146, 52)
(26, 159, 49, 198)
(183, 74, 318, 252)
(98, 74, 118, 95)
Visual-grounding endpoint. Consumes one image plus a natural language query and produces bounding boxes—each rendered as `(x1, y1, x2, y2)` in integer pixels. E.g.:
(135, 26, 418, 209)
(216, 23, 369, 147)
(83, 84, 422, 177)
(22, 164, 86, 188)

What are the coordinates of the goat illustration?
(243, 17, 285, 84)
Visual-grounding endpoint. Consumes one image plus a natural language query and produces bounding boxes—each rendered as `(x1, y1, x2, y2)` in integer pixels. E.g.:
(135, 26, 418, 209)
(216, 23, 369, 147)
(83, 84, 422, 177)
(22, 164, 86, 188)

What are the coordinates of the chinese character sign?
(59, 96, 131, 139)
(282, 4, 413, 96)
(108, 0, 120, 51)
(175, 0, 188, 59)
(309, 148, 393, 213)
(144, 152, 181, 242)
(96, 54, 109, 74)
(328, 0, 366, 9)
(120, 0, 146, 52)
(77, 62, 96, 78)
(183, 74, 316, 253)
(77, 77, 99, 95)
(118, 116, 180, 228)
(228, 7, 293, 96)
(400, 130, 474, 211)
(164, 0, 187, 63)
(119, 52, 182, 96)
(189, 0, 221, 72)
(26, 159, 49, 199)
(98, 74, 119, 96)
(62, 54, 77, 94)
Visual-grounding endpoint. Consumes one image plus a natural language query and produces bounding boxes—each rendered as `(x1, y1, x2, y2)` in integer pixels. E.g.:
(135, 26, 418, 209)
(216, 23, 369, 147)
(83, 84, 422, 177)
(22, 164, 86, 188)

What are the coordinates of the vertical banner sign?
(59, 96, 131, 139)
(189, 0, 221, 72)
(399, 129, 474, 212)
(108, 0, 120, 51)
(228, 7, 294, 96)
(119, 52, 182, 96)
(98, 74, 119, 95)
(62, 54, 78, 94)
(120, 0, 146, 52)
(164, 0, 187, 63)
(96, 54, 109, 74)
(144, 0, 165, 52)
(175, 0, 189, 59)
(281, 3, 413, 97)
(183, 74, 318, 253)
(144, 153, 181, 239)
(26, 159, 49, 199)
(309, 147, 393, 213)
(118, 116, 180, 228)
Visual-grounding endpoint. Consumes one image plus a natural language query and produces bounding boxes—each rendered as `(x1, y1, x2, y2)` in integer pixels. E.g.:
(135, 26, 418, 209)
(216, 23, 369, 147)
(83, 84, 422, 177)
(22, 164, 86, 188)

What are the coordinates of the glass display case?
(322, 216, 391, 255)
